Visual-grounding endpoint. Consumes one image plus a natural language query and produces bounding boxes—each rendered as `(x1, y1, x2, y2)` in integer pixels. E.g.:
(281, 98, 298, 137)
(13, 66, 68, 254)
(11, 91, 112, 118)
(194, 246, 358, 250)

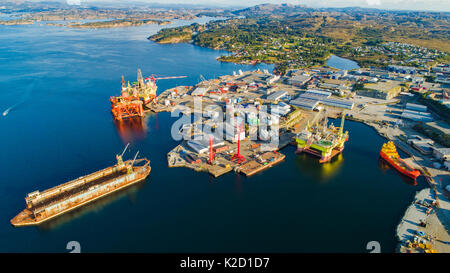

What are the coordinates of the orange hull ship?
(380, 141, 420, 180)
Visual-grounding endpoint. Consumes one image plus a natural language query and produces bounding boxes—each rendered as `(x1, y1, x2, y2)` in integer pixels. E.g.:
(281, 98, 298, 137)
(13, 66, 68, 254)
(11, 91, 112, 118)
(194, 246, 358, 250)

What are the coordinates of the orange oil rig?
(110, 69, 186, 120)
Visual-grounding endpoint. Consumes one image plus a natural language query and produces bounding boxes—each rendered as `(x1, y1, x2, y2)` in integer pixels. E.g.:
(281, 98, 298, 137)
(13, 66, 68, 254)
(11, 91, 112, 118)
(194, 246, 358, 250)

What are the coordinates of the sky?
(62, 0, 450, 12)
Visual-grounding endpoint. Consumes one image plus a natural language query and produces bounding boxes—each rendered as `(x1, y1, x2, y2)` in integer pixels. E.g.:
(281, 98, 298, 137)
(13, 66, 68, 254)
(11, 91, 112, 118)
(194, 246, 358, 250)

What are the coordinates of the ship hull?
(11, 162, 150, 227)
(380, 151, 420, 180)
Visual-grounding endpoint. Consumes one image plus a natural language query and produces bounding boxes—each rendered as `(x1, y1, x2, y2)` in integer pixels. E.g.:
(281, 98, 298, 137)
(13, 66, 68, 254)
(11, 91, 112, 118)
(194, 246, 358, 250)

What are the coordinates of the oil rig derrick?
(110, 69, 187, 120)
(110, 74, 144, 121)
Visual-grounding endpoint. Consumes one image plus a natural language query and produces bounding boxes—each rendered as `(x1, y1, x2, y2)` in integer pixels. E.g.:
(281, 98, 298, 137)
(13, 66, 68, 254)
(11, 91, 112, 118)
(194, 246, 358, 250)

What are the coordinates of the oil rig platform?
(110, 69, 186, 120)
(295, 110, 349, 163)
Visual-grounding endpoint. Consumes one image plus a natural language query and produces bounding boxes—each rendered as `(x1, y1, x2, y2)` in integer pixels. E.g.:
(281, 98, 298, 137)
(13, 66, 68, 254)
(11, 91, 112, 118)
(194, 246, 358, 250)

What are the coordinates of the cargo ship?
(295, 112, 348, 163)
(380, 141, 420, 180)
(11, 145, 151, 227)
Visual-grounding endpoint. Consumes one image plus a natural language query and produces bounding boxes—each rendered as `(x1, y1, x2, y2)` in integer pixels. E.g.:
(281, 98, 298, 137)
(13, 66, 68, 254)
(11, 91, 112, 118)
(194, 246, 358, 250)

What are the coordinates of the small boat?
(380, 141, 420, 180)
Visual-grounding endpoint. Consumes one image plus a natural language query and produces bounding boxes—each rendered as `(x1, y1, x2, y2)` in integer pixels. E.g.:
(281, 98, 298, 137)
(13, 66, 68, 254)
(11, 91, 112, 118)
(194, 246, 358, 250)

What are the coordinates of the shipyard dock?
(11, 154, 151, 227)
(155, 69, 351, 178)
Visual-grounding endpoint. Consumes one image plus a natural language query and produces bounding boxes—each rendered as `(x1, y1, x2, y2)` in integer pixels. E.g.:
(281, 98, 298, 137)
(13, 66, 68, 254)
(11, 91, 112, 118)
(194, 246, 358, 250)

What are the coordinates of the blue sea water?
(0, 19, 423, 253)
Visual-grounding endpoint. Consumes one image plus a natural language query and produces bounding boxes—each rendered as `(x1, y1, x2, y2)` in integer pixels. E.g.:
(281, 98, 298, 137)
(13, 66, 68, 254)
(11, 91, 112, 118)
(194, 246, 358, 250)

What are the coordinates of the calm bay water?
(0, 19, 424, 253)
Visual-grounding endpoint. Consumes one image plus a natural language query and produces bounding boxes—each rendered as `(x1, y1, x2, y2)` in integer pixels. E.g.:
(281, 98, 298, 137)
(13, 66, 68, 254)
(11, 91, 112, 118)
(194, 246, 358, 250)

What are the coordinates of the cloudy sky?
(64, 0, 450, 12)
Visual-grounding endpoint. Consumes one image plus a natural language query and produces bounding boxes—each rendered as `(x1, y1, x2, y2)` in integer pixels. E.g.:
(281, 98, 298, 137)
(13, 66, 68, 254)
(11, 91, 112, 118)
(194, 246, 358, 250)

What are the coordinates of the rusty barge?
(11, 146, 151, 227)
(237, 151, 286, 176)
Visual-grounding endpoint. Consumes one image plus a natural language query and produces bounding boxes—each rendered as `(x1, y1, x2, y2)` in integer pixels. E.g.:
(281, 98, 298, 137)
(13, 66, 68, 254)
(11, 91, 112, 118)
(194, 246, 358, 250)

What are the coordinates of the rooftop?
(364, 81, 401, 93)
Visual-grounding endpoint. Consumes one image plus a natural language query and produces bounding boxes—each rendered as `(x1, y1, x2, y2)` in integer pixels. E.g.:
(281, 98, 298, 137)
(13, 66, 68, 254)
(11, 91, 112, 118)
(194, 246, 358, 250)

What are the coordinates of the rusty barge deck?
(11, 158, 151, 227)
(238, 151, 285, 176)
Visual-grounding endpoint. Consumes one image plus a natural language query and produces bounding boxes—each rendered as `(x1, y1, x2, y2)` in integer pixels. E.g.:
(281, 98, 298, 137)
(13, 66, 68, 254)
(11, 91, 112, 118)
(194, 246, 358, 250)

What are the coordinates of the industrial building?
(288, 73, 311, 87)
(289, 90, 354, 110)
(401, 103, 432, 122)
(187, 135, 225, 154)
(402, 109, 432, 117)
(387, 65, 417, 74)
(271, 102, 291, 116)
(289, 97, 318, 110)
(357, 81, 404, 99)
(401, 112, 433, 122)
(267, 90, 288, 101)
(406, 103, 427, 112)
(191, 87, 208, 96)
(433, 148, 450, 162)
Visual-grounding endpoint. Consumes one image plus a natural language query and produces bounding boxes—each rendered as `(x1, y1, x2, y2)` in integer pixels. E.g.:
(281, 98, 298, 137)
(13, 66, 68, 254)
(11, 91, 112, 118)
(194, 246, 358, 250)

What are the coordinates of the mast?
(116, 143, 129, 167)
(128, 151, 139, 174)
(339, 111, 346, 137)
(121, 143, 130, 157)
(208, 136, 214, 164)
(137, 69, 144, 87)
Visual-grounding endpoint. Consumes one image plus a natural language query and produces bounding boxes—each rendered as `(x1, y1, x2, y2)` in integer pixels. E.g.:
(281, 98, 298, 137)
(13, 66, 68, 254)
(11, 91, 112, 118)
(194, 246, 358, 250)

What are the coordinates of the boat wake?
(2, 79, 37, 117)
(2, 98, 26, 117)
(3, 108, 11, 116)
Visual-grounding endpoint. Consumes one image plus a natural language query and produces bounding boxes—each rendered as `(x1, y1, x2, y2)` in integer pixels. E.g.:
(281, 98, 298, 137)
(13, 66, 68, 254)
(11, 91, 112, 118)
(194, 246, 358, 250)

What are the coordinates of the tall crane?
(143, 73, 188, 104)
(306, 107, 324, 131)
(116, 143, 129, 167)
(339, 111, 346, 138)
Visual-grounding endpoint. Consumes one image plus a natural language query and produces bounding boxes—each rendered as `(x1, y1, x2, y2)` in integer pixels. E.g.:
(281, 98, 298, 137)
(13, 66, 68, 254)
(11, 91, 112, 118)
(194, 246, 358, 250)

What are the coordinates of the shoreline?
(147, 66, 449, 252)
(342, 114, 449, 253)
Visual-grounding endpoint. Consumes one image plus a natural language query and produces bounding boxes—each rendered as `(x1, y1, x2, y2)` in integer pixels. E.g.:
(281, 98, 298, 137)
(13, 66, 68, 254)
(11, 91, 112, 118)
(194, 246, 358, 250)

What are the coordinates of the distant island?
(0, 3, 219, 29)
(67, 19, 171, 29)
(0, 19, 34, 25)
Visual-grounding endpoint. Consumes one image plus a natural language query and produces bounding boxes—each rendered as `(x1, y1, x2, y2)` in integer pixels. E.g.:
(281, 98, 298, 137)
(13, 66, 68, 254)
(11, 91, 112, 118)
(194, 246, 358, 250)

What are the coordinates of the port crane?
(231, 121, 246, 164)
(306, 107, 324, 131)
(304, 108, 325, 150)
(116, 143, 130, 167)
(338, 111, 346, 138)
(143, 74, 187, 104)
(140, 70, 187, 104)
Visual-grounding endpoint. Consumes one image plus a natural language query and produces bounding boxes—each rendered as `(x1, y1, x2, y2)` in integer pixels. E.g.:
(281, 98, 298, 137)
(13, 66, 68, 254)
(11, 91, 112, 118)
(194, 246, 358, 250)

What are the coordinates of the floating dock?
(11, 150, 151, 227)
